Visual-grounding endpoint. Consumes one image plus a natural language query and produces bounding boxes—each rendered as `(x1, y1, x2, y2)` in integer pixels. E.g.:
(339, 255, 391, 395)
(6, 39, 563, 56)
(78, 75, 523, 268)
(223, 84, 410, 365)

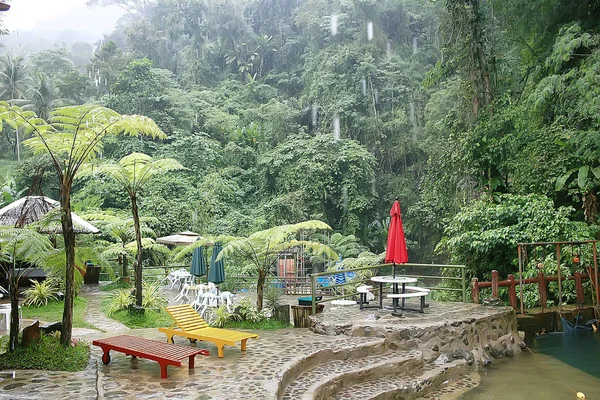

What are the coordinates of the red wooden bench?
(92, 334, 209, 378)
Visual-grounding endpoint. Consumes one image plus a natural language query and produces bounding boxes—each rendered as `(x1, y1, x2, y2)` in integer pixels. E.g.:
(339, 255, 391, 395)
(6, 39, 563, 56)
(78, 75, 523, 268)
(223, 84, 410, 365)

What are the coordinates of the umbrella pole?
(393, 263, 396, 278)
(204, 247, 209, 284)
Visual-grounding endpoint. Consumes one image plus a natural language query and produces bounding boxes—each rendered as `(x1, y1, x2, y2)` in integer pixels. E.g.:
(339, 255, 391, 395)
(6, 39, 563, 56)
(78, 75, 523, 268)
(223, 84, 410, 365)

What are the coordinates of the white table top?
(331, 300, 357, 306)
(170, 270, 193, 276)
(371, 276, 417, 284)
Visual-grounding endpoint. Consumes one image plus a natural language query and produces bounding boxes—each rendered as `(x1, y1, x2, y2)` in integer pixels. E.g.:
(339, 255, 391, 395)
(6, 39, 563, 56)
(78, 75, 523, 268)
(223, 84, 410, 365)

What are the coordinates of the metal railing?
(228, 275, 312, 295)
(309, 263, 467, 314)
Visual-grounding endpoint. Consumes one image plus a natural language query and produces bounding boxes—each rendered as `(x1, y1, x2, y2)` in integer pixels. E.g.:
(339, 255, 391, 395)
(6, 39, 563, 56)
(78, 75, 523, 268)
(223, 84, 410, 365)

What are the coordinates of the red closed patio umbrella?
(385, 199, 408, 278)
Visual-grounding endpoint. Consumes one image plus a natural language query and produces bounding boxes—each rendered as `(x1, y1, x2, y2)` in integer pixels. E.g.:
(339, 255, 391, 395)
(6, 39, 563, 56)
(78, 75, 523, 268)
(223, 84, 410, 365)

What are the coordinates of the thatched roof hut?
(0, 196, 100, 234)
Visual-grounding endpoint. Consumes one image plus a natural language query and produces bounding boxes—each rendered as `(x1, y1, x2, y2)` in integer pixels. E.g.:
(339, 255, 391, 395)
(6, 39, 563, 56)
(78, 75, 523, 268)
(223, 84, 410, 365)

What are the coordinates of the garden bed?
(0, 335, 90, 371)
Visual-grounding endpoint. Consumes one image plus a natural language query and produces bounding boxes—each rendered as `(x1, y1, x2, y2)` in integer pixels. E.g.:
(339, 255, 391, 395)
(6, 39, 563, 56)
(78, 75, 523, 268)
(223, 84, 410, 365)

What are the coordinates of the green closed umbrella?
(208, 242, 225, 285)
(190, 246, 206, 277)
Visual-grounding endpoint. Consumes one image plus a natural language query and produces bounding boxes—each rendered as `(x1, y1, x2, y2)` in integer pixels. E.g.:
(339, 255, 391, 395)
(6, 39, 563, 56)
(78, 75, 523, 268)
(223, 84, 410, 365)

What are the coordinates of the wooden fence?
(472, 269, 595, 312)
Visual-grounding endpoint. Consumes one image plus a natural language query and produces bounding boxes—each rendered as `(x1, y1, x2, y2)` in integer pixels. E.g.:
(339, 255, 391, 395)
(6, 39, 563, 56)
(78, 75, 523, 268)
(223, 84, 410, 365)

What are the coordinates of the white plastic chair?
(0, 305, 22, 330)
(173, 284, 191, 304)
(219, 291, 235, 312)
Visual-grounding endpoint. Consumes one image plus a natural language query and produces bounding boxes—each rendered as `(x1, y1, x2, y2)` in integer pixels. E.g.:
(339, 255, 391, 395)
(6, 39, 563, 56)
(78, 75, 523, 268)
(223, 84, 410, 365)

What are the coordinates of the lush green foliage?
(438, 194, 596, 278)
(102, 280, 167, 315)
(0, 335, 90, 372)
(3, 0, 600, 299)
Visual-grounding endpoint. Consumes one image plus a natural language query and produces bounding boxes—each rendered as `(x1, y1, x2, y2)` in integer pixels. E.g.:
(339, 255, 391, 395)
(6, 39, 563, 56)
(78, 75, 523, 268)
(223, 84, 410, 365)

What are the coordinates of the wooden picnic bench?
(92, 334, 209, 378)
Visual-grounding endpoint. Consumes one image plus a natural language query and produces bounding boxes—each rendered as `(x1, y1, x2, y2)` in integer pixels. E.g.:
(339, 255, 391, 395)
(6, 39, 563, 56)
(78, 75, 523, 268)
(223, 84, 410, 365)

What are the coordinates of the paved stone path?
(80, 285, 128, 333)
(0, 284, 502, 399)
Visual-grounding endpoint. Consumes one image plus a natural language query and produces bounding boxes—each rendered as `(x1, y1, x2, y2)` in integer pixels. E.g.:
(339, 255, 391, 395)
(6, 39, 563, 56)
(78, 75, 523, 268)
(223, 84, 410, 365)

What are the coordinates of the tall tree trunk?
(59, 182, 75, 346)
(8, 264, 19, 351)
(131, 194, 143, 306)
(256, 268, 267, 311)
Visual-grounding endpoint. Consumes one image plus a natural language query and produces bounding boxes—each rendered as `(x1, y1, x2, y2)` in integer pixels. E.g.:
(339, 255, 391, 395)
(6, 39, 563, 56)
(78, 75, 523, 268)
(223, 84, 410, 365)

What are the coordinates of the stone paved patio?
(0, 284, 521, 399)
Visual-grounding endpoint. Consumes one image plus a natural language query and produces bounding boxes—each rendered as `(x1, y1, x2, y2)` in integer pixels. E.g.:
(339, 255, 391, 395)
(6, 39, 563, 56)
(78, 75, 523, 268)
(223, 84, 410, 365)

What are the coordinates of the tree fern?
(80, 152, 183, 306)
(217, 220, 337, 310)
(0, 102, 168, 346)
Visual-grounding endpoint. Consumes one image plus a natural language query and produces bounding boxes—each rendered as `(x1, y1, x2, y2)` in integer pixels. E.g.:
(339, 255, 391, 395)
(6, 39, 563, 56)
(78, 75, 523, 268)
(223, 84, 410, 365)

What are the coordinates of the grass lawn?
(224, 319, 290, 330)
(21, 297, 98, 330)
(99, 281, 132, 292)
(0, 335, 90, 371)
(108, 308, 174, 329)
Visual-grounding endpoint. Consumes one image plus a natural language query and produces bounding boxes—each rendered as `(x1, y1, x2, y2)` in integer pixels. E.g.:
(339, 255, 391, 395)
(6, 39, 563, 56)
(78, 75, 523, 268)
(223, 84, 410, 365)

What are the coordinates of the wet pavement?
(0, 284, 508, 399)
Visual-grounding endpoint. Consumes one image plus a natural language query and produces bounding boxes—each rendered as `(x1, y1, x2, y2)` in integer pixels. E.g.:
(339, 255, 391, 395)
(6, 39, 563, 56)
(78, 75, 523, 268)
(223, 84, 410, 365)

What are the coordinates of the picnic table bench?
(92, 334, 209, 378)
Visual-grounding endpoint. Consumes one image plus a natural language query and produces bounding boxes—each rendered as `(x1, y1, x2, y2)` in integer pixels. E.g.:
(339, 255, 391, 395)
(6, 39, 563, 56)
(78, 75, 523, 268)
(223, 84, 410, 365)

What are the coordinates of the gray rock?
(482, 297, 503, 307)
(41, 321, 62, 335)
(463, 350, 475, 365)
(434, 353, 452, 365)
(505, 347, 514, 357)
(519, 342, 528, 350)
(451, 349, 464, 359)
(488, 346, 504, 359)
(481, 353, 492, 366)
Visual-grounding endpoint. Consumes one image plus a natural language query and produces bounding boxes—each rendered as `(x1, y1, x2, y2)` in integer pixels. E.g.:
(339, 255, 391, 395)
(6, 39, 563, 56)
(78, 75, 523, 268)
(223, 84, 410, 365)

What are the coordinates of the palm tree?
(0, 55, 28, 101)
(84, 153, 184, 306)
(0, 227, 53, 351)
(23, 72, 70, 120)
(218, 220, 338, 310)
(0, 103, 167, 345)
(309, 232, 365, 272)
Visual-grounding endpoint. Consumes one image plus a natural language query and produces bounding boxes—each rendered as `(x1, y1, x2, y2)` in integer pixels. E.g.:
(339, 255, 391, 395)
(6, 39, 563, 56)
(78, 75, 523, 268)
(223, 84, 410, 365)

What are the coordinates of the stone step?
(332, 359, 468, 400)
(281, 349, 423, 400)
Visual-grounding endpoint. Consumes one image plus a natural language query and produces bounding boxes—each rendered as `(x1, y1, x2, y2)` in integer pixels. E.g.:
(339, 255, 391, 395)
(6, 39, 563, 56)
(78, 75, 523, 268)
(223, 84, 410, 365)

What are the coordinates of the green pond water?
(461, 332, 600, 399)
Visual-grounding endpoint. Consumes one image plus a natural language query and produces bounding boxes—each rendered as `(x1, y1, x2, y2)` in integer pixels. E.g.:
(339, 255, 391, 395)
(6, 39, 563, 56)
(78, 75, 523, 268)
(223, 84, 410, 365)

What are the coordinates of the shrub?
(141, 281, 167, 309)
(104, 289, 133, 316)
(206, 305, 234, 328)
(0, 335, 90, 371)
(23, 279, 59, 307)
(233, 299, 267, 323)
(264, 285, 283, 314)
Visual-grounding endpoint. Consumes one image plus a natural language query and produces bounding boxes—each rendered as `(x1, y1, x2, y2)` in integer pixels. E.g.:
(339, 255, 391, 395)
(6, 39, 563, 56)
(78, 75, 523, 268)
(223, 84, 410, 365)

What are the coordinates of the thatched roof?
(0, 196, 100, 234)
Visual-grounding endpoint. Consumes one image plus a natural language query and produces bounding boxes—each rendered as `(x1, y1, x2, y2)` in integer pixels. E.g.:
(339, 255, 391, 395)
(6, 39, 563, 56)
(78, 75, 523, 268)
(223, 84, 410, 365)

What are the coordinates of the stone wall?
(310, 302, 526, 367)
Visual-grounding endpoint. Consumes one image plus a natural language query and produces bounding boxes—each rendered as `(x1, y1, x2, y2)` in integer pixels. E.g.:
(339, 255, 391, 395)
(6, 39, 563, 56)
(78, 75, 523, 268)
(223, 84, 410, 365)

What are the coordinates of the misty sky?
(4, 0, 125, 39)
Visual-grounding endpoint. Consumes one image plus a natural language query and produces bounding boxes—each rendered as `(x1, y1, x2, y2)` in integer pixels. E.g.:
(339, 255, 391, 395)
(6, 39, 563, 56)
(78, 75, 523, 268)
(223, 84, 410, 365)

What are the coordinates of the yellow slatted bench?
(158, 304, 258, 358)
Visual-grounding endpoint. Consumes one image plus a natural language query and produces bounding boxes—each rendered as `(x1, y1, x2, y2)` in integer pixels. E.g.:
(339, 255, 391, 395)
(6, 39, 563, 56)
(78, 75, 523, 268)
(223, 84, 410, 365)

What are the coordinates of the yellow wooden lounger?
(158, 304, 258, 358)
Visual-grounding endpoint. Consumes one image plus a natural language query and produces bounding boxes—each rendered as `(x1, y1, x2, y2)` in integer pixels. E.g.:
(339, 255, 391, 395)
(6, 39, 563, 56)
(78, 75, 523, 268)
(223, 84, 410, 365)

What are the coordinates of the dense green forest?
(1, 0, 600, 281)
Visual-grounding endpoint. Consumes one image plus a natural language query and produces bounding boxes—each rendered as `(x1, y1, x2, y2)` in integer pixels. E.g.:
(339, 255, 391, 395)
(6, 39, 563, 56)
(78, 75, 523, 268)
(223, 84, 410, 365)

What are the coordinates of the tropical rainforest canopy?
(1, 0, 600, 280)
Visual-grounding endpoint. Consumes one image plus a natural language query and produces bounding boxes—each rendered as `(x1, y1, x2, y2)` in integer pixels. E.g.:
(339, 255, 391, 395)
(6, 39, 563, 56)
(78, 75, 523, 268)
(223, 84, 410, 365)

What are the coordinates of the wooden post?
(472, 278, 479, 304)
(507, 274, 517, 309)
(574, 272, 584, 308)
(518, 244, 525, 315)
(594, 242, 599, 306)
(491, 270, 499, 298)
(537, 271, 547, 311)
(556, 244, 562, 307)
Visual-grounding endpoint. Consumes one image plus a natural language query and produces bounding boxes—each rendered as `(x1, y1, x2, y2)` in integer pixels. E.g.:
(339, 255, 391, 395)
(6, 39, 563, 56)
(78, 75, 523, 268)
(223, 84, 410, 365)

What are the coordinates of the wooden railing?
(472, 269, 595, 312)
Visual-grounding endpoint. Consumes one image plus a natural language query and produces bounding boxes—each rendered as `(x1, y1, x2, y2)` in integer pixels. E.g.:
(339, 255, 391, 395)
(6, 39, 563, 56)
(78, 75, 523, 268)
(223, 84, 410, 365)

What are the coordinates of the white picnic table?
(370, 276, 417, 310)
